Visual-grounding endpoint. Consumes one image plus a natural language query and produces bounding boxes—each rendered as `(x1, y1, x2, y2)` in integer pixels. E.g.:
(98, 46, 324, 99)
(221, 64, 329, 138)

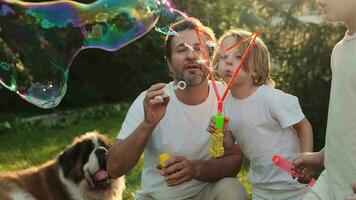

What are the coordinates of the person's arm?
(107, 122, 156, 178)
(292, 148, 325, 183)
(193, 144, 243, 181)
(293, 148, 324, 169)
(293, 118, 313, 152)
(107, 83, 169, 178)
(160, 144, 244, 186)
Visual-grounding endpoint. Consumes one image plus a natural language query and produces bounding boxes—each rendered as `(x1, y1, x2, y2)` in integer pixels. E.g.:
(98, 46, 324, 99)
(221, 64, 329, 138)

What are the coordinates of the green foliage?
(253, 0, 345, 150)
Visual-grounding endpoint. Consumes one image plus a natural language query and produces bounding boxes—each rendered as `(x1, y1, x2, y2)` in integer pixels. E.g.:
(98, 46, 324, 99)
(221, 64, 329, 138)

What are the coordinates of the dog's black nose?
(95, 147, 107, 156)
(95, 147, 108, 169)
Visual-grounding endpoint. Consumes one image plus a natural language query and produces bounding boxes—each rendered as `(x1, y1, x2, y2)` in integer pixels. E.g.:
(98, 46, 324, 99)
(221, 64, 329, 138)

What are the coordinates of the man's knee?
(212, 177, 248, 200)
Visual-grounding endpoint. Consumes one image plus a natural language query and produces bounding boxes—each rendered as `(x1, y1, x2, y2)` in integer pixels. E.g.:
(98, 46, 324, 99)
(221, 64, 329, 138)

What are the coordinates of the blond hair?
(212, 29, 275, 87)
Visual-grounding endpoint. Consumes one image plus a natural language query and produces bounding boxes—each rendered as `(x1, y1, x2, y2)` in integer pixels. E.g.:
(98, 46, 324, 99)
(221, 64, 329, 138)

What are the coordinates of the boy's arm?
(293, 118, 313, 152)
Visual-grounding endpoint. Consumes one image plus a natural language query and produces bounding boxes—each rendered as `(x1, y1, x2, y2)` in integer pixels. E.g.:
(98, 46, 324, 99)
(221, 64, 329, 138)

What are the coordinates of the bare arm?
(107, 83, 169, 178)
(193, 144, 244, 182)
(292, 148, 324, 184)
(107, 122, 155, 178)
(293, 118, 313, 152)
(293, 148, 325, 170)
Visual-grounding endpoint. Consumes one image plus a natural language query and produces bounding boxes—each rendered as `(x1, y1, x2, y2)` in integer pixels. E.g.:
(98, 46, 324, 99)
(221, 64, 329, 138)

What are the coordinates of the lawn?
(0, 104, 252, 199)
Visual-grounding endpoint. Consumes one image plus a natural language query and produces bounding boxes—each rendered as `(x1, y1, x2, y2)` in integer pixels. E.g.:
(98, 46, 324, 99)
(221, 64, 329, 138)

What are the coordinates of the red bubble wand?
(272, 155, 316, 187)
(195, 28, 259, 158)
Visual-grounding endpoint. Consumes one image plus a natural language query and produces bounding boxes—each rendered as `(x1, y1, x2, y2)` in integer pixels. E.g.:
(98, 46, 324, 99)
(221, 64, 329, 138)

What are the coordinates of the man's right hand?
(143, 83, 170, 128)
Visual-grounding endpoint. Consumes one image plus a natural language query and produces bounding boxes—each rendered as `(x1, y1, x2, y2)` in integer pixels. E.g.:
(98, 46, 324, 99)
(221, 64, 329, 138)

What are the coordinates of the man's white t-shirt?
(322, 32, 356, 199)
(117, 81, 225, 200)
(223, 85, 306, 191)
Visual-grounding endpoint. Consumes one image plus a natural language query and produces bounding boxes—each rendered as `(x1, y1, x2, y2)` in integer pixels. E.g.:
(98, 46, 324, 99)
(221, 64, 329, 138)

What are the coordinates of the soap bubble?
(0, 0, 186, 108)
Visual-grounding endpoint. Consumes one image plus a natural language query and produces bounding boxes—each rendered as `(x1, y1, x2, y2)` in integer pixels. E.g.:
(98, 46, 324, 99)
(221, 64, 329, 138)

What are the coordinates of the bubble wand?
(272, 155, 316, 187)
(195, 28, 259, 158)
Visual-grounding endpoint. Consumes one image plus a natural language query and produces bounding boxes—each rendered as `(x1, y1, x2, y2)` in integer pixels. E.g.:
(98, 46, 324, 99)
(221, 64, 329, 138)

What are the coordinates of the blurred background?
(0, 0, 346, 198)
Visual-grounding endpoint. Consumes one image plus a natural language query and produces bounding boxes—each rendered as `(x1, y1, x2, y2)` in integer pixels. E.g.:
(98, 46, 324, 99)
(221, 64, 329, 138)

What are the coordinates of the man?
(107, 17, 247, 200)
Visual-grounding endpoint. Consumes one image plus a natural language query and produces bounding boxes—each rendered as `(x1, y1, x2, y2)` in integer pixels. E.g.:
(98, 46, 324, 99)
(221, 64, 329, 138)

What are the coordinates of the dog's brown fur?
(0, 131, 125, 200)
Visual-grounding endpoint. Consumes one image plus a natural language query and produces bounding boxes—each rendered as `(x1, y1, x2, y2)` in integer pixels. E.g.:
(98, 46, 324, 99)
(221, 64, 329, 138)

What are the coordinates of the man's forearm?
(193, 145, 243, 182)
(107, 122, 155, 178)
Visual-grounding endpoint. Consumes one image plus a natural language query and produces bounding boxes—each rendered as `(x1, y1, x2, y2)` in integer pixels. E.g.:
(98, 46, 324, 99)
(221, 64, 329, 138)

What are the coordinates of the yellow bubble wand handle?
(209, 114, 225, 158)
(159, 153, 176, 184)
(159, 153, 170, 166)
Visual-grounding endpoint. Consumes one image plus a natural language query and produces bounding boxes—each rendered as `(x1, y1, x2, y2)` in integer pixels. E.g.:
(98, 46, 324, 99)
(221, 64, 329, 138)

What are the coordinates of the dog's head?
(58, 131, 124, 200)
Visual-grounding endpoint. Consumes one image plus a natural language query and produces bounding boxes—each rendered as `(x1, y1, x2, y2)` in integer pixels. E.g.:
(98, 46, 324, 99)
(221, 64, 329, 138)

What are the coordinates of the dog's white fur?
(0, 132, 125, 200)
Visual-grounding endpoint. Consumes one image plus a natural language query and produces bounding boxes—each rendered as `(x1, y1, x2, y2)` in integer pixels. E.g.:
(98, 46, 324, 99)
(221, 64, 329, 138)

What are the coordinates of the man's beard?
(173, 67, 208, 87)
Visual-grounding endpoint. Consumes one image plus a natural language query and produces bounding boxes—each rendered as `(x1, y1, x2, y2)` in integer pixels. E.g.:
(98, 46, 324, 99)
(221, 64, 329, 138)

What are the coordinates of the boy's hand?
(206, 116, 235, 150)
(206, 115, 217, 134)
(206, 116, 231, 134)
(292, 151, 324, 184)
(346, 181, 356, 200)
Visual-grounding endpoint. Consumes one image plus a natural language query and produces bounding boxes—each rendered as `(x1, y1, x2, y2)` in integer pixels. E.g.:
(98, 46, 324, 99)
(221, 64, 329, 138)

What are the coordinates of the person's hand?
(206, 116, 230, 134)
(143, 83, 170, 128)
(206, 115, 217, 134)
(292, 151, 324, 184)
(346, 181, 356, 200)
(156, 156, 198, 187)
(206, 116, 235, 150)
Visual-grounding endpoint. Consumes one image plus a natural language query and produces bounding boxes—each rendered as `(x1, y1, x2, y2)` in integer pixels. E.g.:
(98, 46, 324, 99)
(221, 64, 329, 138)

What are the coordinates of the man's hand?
(143, 83, 170, 127)
(157, 156, 198, 187)
(346, 182, 356, 200)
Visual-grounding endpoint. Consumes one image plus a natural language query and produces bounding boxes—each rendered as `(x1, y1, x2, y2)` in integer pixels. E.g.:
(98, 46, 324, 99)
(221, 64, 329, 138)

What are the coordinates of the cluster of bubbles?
(0, 0, 186, 108)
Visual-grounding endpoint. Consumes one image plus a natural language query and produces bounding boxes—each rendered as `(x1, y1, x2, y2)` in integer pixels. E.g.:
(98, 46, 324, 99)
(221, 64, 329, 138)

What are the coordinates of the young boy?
(293, 0, 356, 199)
(208, 29, 313, 200)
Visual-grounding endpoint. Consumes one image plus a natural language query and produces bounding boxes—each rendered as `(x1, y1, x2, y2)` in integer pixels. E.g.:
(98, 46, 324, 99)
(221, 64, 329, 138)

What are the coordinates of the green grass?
(0, 104, 252, 199)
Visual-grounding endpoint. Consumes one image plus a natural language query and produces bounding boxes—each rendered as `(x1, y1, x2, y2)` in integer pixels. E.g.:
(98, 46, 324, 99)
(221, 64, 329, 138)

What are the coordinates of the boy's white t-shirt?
(117, 81, 225, 200)
(323, 32, 356, 199)
(223, 85, 306, 190)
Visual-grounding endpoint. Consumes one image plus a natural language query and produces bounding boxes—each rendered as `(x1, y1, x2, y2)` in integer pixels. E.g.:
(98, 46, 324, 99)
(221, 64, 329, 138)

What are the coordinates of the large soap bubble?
(0, 0, 185, 108)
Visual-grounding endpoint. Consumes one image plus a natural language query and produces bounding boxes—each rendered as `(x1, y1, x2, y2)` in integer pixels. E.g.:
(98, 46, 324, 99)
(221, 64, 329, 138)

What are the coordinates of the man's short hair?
(165, 17, 216, 61)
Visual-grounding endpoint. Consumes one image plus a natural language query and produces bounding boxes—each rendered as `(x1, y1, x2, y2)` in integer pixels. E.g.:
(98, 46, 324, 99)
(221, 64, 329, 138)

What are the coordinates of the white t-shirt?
(323, 32, 356, 199)
(223, 85, 306, 190)
(117, 81, 225, 200)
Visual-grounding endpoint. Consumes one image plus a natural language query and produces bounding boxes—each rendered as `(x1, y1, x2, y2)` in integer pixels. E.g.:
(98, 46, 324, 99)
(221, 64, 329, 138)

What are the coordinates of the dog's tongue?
(94, 170, 108, 182)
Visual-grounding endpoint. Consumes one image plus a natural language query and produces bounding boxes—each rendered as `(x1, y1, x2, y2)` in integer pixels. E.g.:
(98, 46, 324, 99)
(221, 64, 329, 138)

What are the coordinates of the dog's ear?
(59, 142, 81, 180)
(59, 139, 95, 183)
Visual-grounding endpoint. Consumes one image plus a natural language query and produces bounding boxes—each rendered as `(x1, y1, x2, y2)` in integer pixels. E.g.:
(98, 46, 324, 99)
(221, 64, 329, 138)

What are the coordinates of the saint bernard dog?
(0, 131, 125, 200)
